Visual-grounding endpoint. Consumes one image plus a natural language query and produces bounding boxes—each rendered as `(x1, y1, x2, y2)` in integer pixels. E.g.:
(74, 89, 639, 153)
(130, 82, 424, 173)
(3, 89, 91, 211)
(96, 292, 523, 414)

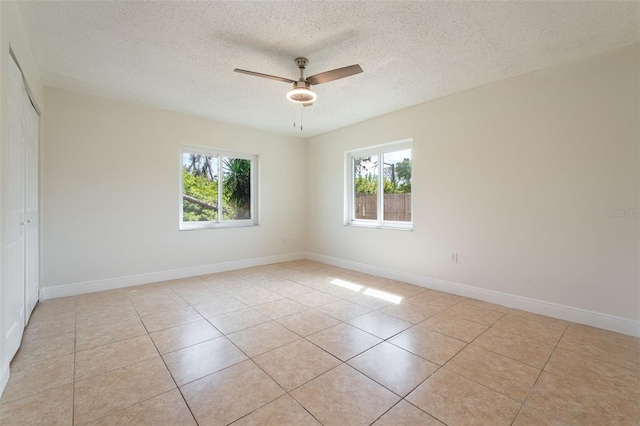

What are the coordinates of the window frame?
(179, 145, 259, 231)
(344, 139, 413, 230)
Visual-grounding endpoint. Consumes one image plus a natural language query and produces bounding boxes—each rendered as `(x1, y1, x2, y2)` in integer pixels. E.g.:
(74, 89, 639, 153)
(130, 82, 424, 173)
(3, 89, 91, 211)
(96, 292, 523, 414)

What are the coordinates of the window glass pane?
(182, 153, 219, 222)
(382, 149, 411, 222)
(222, 158, 252, 220)
(354, 154, 378, 220)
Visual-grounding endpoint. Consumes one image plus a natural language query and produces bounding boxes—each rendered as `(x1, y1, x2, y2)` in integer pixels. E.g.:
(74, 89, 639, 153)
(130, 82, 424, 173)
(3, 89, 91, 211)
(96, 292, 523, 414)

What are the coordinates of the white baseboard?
(0, 358, 9, 399)
(39, 252, 305, 300)
(305, 252, 640, 338)
(37, 250, 639, 337)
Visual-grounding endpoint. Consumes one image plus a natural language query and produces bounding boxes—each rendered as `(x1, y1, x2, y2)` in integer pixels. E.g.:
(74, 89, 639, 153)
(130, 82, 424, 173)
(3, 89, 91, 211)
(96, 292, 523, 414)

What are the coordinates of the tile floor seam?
(387, 324, 469, 366)
(304, 324, 387, 362)
(463, 322, 552, 370)
(279, 331, 373, 393)
(284, 362, 389, 426)
(155, 335, 220, 356)
(363, 398, 402, 425)
(73, 327, 152, 354)
(254, 337, 340, 376)
(272, 309, 339, 336)
(348, 358, 440, 400)
(348, 330, 454, 394)
(167, 356, 246, 388)
(343, 319, 410, 342)
(457, 300, 512, 315)
(408, 368, 523, 426)
(405, 323, 470, 347)
(295, 332, 449, 416)
(434, 310, 516, 367)
(300, 326, 360, 360)
(415, 318, 487, 343)
(382, 317, 526, 420)
(145, 318, 201, 425)
(172, 386, 201, 425)
(552, 344, 639, 373)
(0, 381, 73, 412)
(404, 397, 450, 426)
(440, 364, 525, 405)
(239, 359, 324, 425)
(283, 395, 323, 426)
(172, 318, 290, 420)
(73, 342, 161, 383)
(384, 393, 451, 426)
(78, 388, 187, 426)
(508, 321, 571, 425)
(147, 320, 240, 385)
(438, 305, 509, 327)
(393, 389, 443, 424)
(384, 339, 442, 366)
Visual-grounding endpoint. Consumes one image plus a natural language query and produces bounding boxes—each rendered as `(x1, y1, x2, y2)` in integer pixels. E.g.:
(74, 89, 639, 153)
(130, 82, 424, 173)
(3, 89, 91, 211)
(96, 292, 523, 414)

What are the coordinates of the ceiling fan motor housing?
(288, 80, 316, 103)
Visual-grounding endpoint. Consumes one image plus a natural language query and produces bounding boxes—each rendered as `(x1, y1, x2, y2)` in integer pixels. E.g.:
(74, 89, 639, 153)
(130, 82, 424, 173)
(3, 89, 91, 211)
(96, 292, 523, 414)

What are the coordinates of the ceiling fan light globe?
(287, 87, 317, 104)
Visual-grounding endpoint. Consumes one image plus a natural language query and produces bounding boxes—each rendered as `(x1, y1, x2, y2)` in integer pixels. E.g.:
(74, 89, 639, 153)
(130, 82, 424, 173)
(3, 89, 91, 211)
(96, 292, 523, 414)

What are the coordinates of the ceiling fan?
(234, 57, 363, 107)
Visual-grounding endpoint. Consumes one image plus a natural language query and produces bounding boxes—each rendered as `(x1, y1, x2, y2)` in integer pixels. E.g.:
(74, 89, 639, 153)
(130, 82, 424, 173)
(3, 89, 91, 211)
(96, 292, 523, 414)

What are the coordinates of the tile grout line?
(194, 282, 394, 425)
(507, 323, 571, 425)
(197, 315, 308, 424)
(290, 310, 439, 425)
(454, 310, 558, 371)
(218, 289, 340, 419)
(549, 339, 639, 373)
(159, 283, 313, 424)
(219, 275, 499, 424)
(77, 290, 199, 426)
(143, 289, 203, 426)
(367, 294, 549, 425)
(386, 308, 522, 424)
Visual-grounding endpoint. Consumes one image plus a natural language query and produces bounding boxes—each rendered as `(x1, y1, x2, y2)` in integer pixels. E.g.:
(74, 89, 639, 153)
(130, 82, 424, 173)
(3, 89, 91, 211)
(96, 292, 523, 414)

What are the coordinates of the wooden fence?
(355, 193, 411, 221)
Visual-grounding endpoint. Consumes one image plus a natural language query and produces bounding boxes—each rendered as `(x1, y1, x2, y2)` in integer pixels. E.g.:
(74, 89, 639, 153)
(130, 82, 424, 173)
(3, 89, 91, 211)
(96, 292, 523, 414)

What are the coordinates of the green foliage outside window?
(222, 158, 251, 219)
(355, 157, 411, 195)
(182, 169, 218, 222)
(182, 153, 251, 222)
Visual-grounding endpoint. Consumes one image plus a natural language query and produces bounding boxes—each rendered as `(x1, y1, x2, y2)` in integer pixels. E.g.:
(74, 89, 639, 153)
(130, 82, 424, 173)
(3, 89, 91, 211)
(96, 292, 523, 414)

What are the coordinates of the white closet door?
(4, 58, 26, 360)
(24, 95, 39, 322)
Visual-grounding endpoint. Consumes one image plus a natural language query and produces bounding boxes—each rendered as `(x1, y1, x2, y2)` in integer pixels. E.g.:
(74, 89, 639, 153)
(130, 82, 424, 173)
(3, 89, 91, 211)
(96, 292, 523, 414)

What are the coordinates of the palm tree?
(223, 158, 251, 219)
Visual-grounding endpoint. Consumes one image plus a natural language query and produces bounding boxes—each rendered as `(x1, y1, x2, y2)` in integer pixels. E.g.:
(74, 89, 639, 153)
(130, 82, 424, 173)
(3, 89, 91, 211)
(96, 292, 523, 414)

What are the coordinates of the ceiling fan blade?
(234, 69, 296, 84)
(303, 102, 314, 107)
(306, 64, 363, 85)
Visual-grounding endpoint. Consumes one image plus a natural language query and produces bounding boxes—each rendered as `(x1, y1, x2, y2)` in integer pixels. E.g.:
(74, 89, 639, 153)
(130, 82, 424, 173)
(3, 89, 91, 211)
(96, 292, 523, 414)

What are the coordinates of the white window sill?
(180, 221, 258, 231)
(345, 220, 413, 231)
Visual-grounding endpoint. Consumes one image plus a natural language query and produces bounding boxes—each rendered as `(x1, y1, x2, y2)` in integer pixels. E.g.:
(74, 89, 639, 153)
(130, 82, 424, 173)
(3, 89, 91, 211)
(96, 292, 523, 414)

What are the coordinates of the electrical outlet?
(450, 251, 458, 264)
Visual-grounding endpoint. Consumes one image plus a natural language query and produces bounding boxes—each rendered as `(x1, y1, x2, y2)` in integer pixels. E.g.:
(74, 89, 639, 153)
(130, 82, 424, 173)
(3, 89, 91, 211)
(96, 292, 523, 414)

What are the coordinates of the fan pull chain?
(291, 105, 304, 131)
(294, 105, 301, 130)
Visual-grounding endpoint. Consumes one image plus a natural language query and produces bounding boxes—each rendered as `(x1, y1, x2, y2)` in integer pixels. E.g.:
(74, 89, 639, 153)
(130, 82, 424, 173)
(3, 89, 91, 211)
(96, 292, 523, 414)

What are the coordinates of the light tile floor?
(1, 260, 638, 425)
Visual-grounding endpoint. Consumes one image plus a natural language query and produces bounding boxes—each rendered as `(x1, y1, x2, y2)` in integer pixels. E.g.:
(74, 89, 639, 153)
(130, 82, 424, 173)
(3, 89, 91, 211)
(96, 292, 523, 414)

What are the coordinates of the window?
(180, 146, 258, 230)
(345, 139, 412, 229)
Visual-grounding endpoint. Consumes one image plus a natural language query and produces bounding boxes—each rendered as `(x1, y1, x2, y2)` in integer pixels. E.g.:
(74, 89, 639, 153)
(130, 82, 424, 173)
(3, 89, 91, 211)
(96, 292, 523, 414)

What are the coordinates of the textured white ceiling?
(17, 1, 640, 137)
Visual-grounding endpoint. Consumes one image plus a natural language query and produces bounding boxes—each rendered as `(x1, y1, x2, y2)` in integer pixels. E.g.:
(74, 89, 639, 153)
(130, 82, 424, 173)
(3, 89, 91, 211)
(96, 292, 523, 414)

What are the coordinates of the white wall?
(41, 87, 306, 294)
(0, 0, 44, 398)
(306, 44, 640, 332)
